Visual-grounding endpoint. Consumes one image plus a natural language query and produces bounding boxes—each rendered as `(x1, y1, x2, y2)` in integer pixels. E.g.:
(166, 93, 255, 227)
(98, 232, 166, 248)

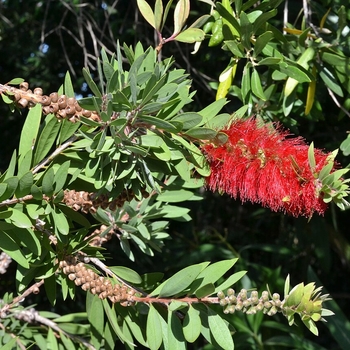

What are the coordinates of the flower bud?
(272, 293, 280, 301)
(227, 288, 235, 296)
(217, 291, 225, 299)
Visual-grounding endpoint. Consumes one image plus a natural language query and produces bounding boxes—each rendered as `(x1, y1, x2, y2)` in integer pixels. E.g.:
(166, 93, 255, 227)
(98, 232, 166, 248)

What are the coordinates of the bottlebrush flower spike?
(202, 118, 335, 217)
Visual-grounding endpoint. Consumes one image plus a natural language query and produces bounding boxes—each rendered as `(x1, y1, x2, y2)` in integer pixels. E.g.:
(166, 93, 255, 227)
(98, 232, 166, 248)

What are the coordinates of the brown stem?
(132, 295, 220, 305)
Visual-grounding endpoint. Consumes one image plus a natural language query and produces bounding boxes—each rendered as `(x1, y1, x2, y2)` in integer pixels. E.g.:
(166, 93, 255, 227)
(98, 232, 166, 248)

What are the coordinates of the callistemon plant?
(202, 117, 349, 218)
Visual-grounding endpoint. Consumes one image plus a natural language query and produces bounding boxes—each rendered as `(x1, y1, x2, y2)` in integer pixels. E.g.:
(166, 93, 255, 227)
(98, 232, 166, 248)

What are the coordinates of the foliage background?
(0, 0, 350, 349)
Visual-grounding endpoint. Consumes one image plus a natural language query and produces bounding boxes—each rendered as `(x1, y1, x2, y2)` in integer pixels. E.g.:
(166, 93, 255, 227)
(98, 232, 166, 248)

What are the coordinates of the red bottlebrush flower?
(202, 118, 333, 217)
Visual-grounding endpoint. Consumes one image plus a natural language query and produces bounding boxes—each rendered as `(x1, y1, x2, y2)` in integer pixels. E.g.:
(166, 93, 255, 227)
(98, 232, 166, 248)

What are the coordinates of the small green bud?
(228, 295, 237, 304)
(251, 291, 258, 299)
(227, 288, 235, 296)
(239, 289, 247, 300)
(217, 291, 225, 299)
(220, 298, 228, 306)
(261, 291, 269, 301)
(256, 302, 264, 311)
(272, 293, 280, 301)
(235, 301, 243, 311)
(243, 299, 250, 307)
(264, 301, 272, 309)
(267, 306, 278, 316)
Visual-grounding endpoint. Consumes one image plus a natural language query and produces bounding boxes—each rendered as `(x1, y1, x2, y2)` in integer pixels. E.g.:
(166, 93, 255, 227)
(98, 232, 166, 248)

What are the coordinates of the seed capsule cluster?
(59, 256, 136, 304)
(88, 224, 115, 247)
(63, 188, 148, 214)
(217, 289, 283, 316)
(4, 82, 100, 122)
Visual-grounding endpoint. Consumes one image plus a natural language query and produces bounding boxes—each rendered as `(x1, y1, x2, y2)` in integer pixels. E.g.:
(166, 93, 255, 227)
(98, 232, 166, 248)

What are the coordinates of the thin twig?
(32, 135, 79, 174)
(327, 87, 350, 118)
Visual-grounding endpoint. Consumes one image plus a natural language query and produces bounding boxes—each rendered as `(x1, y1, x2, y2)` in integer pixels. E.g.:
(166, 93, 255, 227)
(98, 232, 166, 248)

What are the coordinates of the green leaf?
(42, 167, 55, 196)
(0, 230, 29, 268)
(175, 28, 205, 43)
(279, 62, 312, 83)
(198, 99, 227, 125)
(318, 64, 344, 97)
(252, 9, 277, 33)
(258, 57, 281, 66)
(34, 115, 61, 164)
(0, 176, 18, 201)
(225, 40, 245, 58)
(19, 104, 42, 157)
(193, 258, 238, 293)
(254, 31, 274, 57)
(17, 149, 33, 177)
(195, 284, 215, 298)
(155, 262, 210, 297)
(308, 143, 316, 173)
(341, 135, 350, 156)
(103, 300, 135, 346)
(172, 112, 203, 130)
(53, 161, 70, 193)
(58, 120, 80, 145)
(108, 266, 142, 284)
(64, 71, 75, 98)
(183, 305, 201, 343)
(214, 270, 247, 293)
(12, 227, 41, 256)
(9, 207, 33, 228)
(207, 307, 234, 349)
(167, 310, 186, 350)
(15, 171, 34, 198)
(154, 0, 164, 30)
(31, 184, 43, 200)
(87, 293, 104, 347)
(302, 317, 318, 336)
(173, 0, 190, 35)
(4, 150, 17, 180)
(0, 337, 17, 350)
(184, 127, 217, 139)
(137, 0, 156, 29)
(7, 77, 24, 85)
(157, 189, 194, 203)
(45, 274, 57, 305)
(251, 68, 266, 100)
(47, 328, 58, 350)
(241, 65, 251, 102)
(146, 304, 163, 350)
(140, 134, 164, 148)
(138, 115, 180, 132)
(82, 68, 102, 98)
(52, 205, 70, 237)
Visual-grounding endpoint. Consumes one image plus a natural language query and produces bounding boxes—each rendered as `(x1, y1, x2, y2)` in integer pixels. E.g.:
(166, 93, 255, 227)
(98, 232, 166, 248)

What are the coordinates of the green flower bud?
(217, 290, 225, 299)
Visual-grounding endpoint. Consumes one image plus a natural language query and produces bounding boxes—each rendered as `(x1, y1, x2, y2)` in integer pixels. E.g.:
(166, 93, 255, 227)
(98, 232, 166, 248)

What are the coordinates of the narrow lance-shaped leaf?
(173, 0, 190, 36)
(64, 71, 75, 97)
(251, 68, 266, 100)
(137, 0, 156, 29)
(146, 304, 163, 350)
(154, 0, 164, 31)
(207, 307, 234, 349)
(19, 104, 42, 157)
(183, 305, 201, 343)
